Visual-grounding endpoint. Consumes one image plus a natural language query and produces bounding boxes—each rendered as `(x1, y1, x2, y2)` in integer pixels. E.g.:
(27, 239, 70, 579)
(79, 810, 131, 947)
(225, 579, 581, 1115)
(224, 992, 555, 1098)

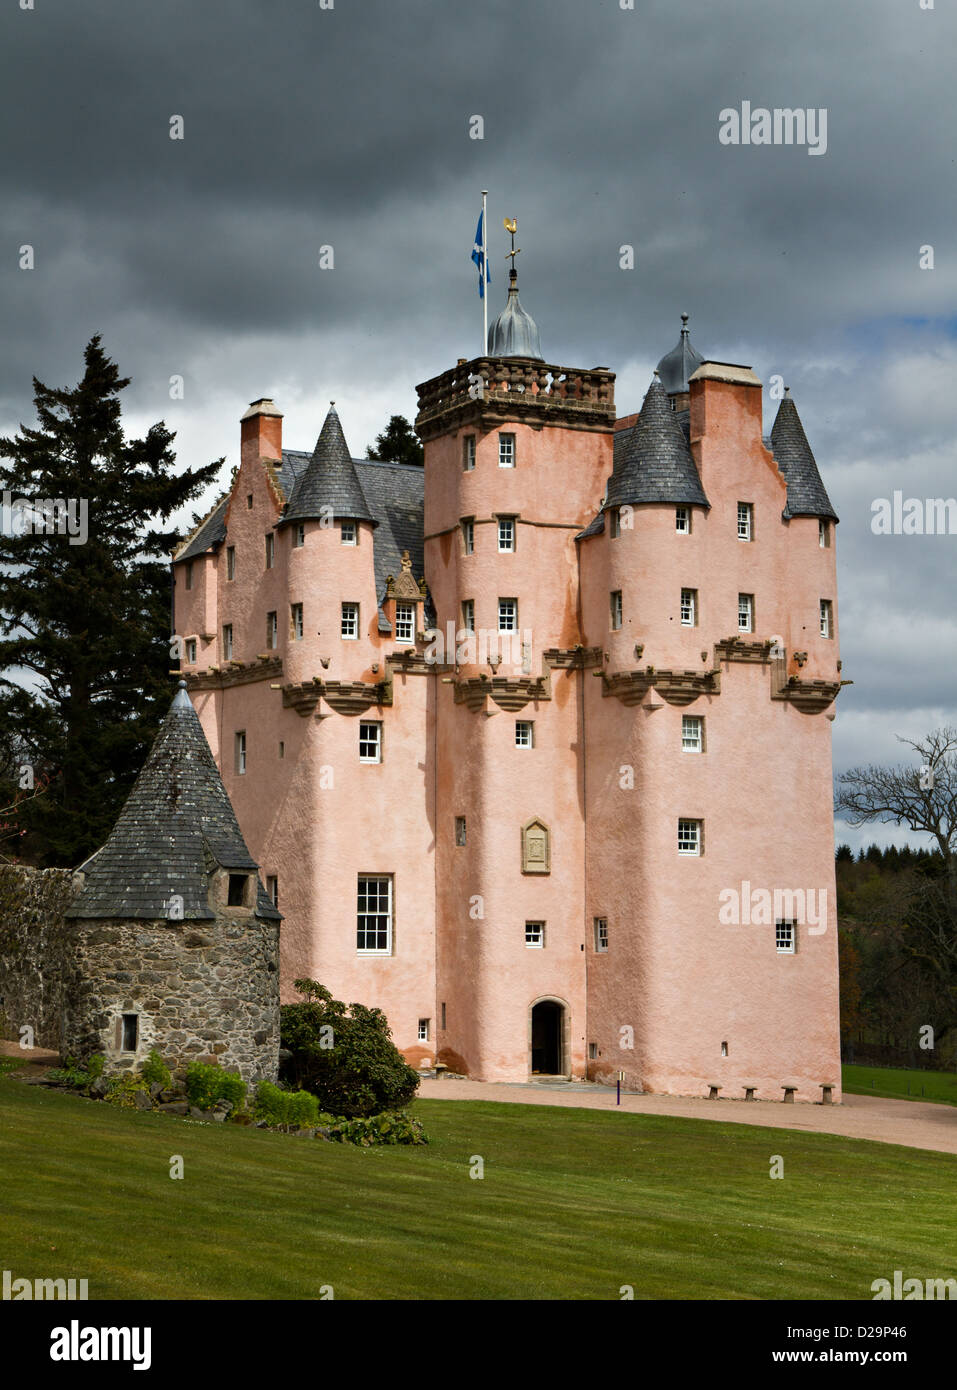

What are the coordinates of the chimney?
(240, 398, 283, 468)
(688, 361, 764, 492)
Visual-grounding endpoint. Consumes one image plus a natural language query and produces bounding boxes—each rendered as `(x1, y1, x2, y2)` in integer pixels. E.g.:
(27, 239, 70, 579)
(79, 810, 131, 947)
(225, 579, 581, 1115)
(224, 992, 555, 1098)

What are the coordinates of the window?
(454, 816, 467, 846)
(222, 624, 233, 660)
(121, 1014, 139, 1051)
(820, 599, 833, 639)
(247, 494, 253, 510)
(235, 731, 247, 775)
(721, 1041, 728, 1057)
(341, 521, 356, 546)
(610, 590, 623, 630)
(678, 819, 701, 855)
(498, 433, 515, 468)
(594, 917, 609, 952)
(738, 593, 754, 632)
(681, 715, 703, 753)
(265, 533, 275, 568)
(680, 588, 697, 626)
(776, 920, 796, 954)
(185, 561, 193, 590)
(185, 638, 197, 665)
(227, 873, 248, 906)
(293, 523, 305, 548)
(418, 1019, 430, 1042)
(610, 508, 621, 539)
(463, 435, 476, 471)
(290, 603, 304, 640)
(819, 519, 829, 548)
(279, 741, 284, 759)
(737, 502, 753, 541)
(462, 519, 474, 554)
(266, 875, 279, 907)
(341, 603, 359, 639)
(359, 721, 382, 763)
(498, 598, 518, 633)
(461, 599, 475, 633)
(675, 507, 690, 534)
(357, 876, 392, 954)
(395, 602, 415, 644)
(441, 1002, 446, 1030)
(588, 1042, 598, 1060)
(498, 517, 515, 552)
(226, 546, 236, 580)
(525, 921, 545, 949)
(266, 611, 278, 649)
(515, 720, 534, 748)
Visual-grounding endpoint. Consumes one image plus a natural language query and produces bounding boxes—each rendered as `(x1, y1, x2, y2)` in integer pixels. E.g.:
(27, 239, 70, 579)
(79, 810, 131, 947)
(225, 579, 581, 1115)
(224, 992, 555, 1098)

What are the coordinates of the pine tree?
(0, 336, 222, 866)
(366, 415, 423, 467)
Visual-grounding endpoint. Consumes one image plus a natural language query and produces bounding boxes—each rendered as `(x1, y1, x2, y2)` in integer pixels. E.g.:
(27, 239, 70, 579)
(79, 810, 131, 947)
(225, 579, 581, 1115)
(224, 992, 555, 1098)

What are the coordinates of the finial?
(784, 385, 791, 398)
(504, 217, 521, 270)
(178, 679, 186, 689)
(330, 399, 336, 406)
(653, 368, 660, 378)
(681, 313, 689, 333)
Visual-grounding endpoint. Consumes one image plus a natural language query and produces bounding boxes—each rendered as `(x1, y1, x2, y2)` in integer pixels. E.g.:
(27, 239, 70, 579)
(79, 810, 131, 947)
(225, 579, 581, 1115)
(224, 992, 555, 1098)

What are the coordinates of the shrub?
(140, 1050, 171, 1088)
(105, 1074, 149, 1108)
(87, 1054, 105, 1080)
(281, 978, 420, 1119)
(253, 1080, 326, 1129)
(46, 1058, 91, 1089)
(185, 1060, 247, 1114)
(322, 1111, 427, 1146)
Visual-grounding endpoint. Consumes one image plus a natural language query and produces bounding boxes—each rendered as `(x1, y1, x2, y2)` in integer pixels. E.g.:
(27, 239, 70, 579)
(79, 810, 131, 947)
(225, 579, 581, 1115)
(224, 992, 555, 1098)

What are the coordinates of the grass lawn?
(0, 1075, 954, 1300)
(842, 1063, 957, 1107)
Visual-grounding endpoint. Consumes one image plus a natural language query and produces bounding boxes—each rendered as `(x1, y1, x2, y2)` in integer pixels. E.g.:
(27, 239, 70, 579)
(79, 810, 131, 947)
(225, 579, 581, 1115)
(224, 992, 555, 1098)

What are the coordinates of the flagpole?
(481, 189, 488, 355)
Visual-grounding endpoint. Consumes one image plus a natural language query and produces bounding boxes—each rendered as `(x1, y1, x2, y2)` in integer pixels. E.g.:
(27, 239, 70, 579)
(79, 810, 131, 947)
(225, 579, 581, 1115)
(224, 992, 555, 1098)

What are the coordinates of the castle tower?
(63, 682, 281, 1081)
(416, 235, 616, 1080)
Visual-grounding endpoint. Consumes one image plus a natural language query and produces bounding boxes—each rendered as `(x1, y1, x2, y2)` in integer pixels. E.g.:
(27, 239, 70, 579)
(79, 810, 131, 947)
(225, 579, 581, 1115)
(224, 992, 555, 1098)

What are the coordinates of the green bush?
(281, 978, 420, 1119)
(323, 1111, 427, 1146)
(185, 1060, 247, 1114)
(105, 1074, 149, 1108)
(140, 1050, 171, 1087)
(253, 1080, 326, 1129)
(46, 1058, 91, 1089)
(87, 1054, 105, 1080)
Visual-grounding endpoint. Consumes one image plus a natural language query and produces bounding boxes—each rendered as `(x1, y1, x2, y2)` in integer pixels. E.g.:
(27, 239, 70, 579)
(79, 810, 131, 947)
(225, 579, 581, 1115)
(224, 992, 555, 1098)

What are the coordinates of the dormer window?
(227, 874, 249, 907)
(395, 602, 415, 644)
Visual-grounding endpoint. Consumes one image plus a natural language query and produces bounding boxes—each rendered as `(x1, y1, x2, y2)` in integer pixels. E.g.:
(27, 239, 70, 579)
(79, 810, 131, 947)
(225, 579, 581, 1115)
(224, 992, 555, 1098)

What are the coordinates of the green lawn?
(0, 1076, 954, 1300)
(843, 1063, 957, 1107)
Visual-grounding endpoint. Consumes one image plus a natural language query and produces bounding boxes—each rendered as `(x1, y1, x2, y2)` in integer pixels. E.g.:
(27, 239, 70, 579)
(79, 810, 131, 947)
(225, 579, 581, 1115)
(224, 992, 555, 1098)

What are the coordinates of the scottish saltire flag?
(471, 211, 490, 298)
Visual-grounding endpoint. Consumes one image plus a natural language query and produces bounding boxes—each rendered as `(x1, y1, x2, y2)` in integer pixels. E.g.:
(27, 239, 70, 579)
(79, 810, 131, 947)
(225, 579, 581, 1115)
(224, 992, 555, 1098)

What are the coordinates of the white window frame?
(820, 600, 833, 639)
(291, 603, 304, 640)
(680, 588, 696, 626)
(395, 602, 415, 644)
(462, 519, 474, 554)
(341, 521, 357, 546)
(185, 638, 197, 665)
(357, 875, 393, 955)
(293, 523, 305, 548)
(454, 816, 467, 846)
(359, 721, 382, 764)
(610, 590, 623, 630)
(235, 730, 247, 776)
(498, 433, 516, 468)
(222, 624, 233, 660)
(266, 875, 278, 907)
(737, 502, 753, 541)
(341, 602, 359, 639)
(461, 599, 475, 633)
(463, 435, 476, 471)
(266, 611, 278, 649)
(515, 720, 534, 748)
(678, 819, 701, 856)
(594, 917, 608, 952)
(675, 507, 690, 534)
(525, 921, 545, 949)
(418, 1019, 430, 1042)
(681, 715, 703, 753)
(776, 919, 796, 954)
(738, 593, 754, 633)
(610, 509, 621, 539)
(819, 519, 829, 548)
(498, 517, 515, 552)
(498, 598, 518, 633)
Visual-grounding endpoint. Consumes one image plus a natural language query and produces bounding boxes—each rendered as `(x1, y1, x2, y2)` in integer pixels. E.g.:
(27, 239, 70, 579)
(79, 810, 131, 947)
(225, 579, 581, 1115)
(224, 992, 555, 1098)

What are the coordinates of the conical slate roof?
(656, 313, 704, 395)
(605, 374, 709, 511)
(487, 268, 543, 360)
(281, 404, 376, 527)
(65, 683, 280, 921)
(770, 391, 839, 521)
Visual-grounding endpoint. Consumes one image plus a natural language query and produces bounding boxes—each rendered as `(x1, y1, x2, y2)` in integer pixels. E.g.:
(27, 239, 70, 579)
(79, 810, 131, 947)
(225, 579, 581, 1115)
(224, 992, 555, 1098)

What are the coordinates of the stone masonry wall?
(0, 865, 80, 1051)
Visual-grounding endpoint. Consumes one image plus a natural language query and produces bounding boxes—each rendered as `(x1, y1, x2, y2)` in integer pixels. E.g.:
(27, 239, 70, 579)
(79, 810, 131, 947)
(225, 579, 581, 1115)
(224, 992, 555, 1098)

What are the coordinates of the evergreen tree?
(0, 336, 222, 866)
(366, 414, 423, 467)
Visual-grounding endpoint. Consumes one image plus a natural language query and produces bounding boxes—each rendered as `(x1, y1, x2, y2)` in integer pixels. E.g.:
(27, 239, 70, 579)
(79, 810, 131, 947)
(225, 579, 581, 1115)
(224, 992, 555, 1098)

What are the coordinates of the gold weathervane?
(504, 217, 520, 263)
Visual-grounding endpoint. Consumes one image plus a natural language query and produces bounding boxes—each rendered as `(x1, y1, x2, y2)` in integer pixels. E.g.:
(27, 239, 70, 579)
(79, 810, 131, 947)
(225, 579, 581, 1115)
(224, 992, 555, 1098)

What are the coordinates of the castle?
(171, 269, 843, 1101)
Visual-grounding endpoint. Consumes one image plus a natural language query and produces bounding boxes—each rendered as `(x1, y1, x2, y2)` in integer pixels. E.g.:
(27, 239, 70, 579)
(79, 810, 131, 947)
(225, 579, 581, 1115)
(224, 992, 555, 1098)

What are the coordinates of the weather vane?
(504, 217, 521, 264)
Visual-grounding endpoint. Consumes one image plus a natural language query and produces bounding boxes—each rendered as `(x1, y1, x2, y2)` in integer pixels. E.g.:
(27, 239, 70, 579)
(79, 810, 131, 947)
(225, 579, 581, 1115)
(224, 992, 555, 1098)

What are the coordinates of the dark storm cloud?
(1, 0, 956, 844)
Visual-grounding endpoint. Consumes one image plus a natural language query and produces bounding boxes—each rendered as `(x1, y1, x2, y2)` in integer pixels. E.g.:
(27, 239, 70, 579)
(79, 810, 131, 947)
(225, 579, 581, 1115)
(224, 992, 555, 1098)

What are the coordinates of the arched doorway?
(530, 999, 565, 1076)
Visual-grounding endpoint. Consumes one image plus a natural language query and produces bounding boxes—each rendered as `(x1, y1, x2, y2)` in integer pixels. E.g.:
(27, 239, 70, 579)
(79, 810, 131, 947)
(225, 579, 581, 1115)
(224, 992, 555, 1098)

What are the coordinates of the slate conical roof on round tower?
(655, 313, 704, 395)
(65, 682, 280, 921)
(605, 373, 709, 511)
(487, 267, 544, 360)
(770, 389, 839, 522)
(281, 403, 377, 527)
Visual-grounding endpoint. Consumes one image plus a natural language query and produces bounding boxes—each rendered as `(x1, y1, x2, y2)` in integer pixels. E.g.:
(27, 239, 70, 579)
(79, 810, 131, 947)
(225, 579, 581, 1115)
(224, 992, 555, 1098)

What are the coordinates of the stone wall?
(0, 865, 80, 1051)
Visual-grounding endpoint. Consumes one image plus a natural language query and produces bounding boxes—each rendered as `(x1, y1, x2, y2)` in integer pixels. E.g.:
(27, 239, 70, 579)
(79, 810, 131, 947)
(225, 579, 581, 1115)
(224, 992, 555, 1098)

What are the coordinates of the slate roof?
(174, 494, 229, 563)
(769, 392, 839, 521)
(65, 684, 280, 922)
(604, 374, 710, 512)
(281, 405, 377, 526)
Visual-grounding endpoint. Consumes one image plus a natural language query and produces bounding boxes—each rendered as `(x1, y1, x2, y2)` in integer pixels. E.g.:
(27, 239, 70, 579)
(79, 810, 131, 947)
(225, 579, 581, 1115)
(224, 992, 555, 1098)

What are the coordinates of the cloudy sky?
(2, 0, 954, 850)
